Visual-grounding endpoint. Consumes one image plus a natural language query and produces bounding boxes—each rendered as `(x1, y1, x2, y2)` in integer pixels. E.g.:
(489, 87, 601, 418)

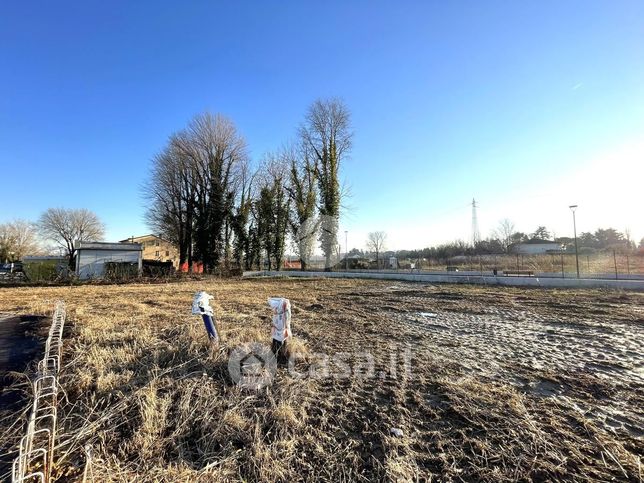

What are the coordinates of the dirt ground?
(0, 279, 642, 481)
(0, 314, 49, 476)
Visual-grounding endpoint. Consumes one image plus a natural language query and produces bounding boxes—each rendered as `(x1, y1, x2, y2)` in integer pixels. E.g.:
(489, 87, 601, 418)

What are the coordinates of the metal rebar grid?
(12, 301, 66, 483)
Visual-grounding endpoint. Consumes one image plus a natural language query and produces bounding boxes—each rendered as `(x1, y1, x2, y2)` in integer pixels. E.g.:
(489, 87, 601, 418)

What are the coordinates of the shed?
(74, 241, 143, 279)
(511, 240, 562, 255)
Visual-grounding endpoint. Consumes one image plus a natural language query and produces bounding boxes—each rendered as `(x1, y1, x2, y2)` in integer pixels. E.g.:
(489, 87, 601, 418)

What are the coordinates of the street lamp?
(344, 230, 348, 271)
(569, 205, 580, 278)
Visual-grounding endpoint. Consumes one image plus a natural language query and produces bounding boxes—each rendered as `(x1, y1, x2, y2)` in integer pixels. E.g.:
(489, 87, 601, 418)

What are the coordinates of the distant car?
(0, 262, 24, 274)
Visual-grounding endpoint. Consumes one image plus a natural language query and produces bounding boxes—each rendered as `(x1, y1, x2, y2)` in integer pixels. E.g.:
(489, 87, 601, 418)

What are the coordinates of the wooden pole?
(613, 250, 618, 280)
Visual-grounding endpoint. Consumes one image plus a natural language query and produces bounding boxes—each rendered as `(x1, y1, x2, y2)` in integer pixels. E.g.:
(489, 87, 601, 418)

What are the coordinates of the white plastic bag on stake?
(268, 297, 292, 342)
(192, 291, 219, 343)
(192, 291, 214, 316)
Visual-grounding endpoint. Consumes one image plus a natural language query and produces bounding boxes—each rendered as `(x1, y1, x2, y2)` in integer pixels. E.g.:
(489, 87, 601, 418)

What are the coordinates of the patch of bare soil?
(0, 314, 49, 476)
(0, 280, 641, 481)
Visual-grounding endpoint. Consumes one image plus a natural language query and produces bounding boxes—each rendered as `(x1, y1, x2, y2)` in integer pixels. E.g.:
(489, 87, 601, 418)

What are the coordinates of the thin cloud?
(572, 82, 583, 90)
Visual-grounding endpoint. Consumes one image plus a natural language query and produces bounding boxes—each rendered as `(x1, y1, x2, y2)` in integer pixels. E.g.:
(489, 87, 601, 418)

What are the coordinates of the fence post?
(613, 250, 618, 280)
(561, 252, 565, 278)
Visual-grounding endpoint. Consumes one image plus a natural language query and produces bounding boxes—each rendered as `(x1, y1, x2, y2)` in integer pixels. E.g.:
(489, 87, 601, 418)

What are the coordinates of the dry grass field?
(0, 278, 642, 481)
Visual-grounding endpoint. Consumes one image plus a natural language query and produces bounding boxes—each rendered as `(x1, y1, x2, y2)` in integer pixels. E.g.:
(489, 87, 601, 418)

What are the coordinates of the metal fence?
(432, 252, 644, 278)
(12, 301, 66, 483)
(287, 252, 644, 280)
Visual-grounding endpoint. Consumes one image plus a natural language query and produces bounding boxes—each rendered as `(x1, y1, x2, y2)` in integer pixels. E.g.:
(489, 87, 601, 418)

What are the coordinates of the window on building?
(165, 251, 169, 256)
(155, 240, 160, 246)
(155, 251, 159, 257)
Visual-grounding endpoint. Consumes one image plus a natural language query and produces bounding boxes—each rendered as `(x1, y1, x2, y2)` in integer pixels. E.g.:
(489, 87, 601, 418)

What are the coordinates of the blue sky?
(1, 1, 642, 250)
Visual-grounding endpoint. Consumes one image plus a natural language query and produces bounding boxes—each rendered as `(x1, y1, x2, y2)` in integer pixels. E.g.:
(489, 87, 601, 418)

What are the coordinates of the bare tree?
(300, 98, 352, 270)
(144, 112, 249, 272)
(494, 219, 515, 253)
(366, 231, 387, 269)
(0, 219, 41, 261)
(39, 208, 105, 267)
(144, 140, 196, 268)
(624, 228, 633, 250)
(174, 112, 249, 271)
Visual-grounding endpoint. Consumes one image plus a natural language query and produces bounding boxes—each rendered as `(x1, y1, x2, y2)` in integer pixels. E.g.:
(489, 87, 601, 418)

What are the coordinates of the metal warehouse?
(74, 241, 143, 279)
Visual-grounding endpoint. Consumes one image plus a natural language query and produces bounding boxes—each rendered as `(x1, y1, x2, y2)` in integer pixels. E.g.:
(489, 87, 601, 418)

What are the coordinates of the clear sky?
(1, 1, 642, 251)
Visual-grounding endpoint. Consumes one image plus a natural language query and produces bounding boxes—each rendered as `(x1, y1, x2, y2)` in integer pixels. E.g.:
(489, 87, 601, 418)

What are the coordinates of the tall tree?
(231, 160, 255, 269)
(284, 143, 317, 270)
(531, 226, 551, 240)
(594, 228, 625, 249)
(174, 113, 248, 271)
(366, 231, 387, 269)
(255, 155, 290, 270)
(256, 185, 275, 270)
(144, 139, 196, 268)
(39, 208, 105, 267)
(577, 232, 597, 251)
(145, 112, 248, 272)
(300, 98, 352, 270)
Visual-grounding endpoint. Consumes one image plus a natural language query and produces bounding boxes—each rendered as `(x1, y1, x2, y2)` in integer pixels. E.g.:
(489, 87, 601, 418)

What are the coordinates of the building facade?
(120, 234, 179, 268)
(511, 240, 562, 255)
(75, 241, 143, 279)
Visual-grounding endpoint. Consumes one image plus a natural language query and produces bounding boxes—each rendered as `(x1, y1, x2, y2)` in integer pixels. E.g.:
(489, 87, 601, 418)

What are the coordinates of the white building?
(511, 240, 562, 255)
(74, 241, 142, 279)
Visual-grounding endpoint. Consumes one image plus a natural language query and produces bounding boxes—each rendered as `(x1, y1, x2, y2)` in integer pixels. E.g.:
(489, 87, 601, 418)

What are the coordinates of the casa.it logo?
(228, 343, 277, 390)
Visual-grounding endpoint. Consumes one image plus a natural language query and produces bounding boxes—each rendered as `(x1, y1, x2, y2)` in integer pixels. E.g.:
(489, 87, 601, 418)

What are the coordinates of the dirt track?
(0, 279, 642, 481)
(387, 284, 643, 434)
(297, 282, 643, 480)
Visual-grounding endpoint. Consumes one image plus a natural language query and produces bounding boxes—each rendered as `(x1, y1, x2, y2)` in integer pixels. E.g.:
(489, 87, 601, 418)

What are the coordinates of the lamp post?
(569, 205, 580, 278)
(344, 230, 348, 271)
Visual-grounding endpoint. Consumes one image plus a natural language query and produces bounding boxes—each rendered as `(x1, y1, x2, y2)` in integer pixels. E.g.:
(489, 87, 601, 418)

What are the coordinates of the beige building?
(120, 234, 179, 268)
